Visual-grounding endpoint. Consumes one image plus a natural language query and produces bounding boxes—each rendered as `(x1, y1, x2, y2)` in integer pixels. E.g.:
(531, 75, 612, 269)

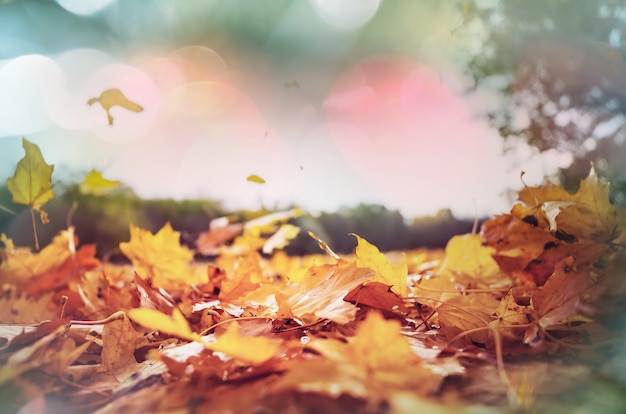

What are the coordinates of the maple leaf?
(87, 88, 143, 125)
(276, 260, 374, 324)
(119, 222, 205, 290)
(6, 138, 54, 212)
(205, 322, 282, 365)
(79, 169, 121, 196)
(353, 234, 409, 296)
(128, 308, 201, 342)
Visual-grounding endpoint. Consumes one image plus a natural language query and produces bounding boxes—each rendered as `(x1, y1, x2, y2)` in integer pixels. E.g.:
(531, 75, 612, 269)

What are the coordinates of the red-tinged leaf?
(531, 256, 598, 332)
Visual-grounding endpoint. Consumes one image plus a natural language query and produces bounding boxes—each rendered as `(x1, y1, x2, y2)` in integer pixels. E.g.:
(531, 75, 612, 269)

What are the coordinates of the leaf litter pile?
(1, 138, 626, 413)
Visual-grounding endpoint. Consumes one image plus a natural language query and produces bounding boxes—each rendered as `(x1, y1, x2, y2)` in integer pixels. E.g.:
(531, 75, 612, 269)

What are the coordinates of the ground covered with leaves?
(1, 139, 626, 413)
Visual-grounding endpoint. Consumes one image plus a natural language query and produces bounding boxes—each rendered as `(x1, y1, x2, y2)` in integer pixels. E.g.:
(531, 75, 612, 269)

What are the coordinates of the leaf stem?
(68, 311, 126, 327)
(29, 207, 39, 251)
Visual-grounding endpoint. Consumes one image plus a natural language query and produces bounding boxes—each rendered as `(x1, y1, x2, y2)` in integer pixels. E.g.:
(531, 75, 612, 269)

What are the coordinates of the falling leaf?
(79, 169, 121, 196)
(6, 138, 54, 212)
(88, 88, 143, 125)
(353, 234, 409, 297)
(205, 322, 282, 365)
(246, 174, 266, 184)
(128, 308, 201, 342)
(119, 222, 204, 290)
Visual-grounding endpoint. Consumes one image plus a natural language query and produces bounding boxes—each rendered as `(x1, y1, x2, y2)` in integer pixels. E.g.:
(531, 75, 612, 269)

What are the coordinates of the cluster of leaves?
(1, 139, 626, 413)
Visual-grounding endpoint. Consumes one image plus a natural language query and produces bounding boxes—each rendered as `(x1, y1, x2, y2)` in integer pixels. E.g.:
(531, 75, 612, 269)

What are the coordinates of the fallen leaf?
(99, 314, 139, 375)
(205, 322, 282, 365)
(119, 222, 204, 290)
(353, 234, 408, 296)
(128, 308, 201, 342)
(440, 234, 500, 282)
(276, 260, 374, 324)
(344, 282, 409, 315)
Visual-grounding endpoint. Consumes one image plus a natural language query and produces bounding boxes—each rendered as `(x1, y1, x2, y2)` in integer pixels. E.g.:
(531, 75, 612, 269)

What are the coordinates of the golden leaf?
(128, 308, 200, 342)
(205, 322, 282, 365)
(353, 234, 408, 296)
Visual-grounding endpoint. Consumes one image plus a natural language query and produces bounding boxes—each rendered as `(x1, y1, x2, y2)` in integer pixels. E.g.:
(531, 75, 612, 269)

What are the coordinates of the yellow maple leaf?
(128, 308, 201, 342)
(79, 169, 121, 196)
(119, 222, 205, 290)
(353, 234, 408, 297)
(205, 322, 282, 365)
(6, 138, 54, 212)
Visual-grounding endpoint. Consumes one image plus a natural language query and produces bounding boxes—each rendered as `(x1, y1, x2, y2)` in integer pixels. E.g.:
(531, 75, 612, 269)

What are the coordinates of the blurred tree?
(461, 0, 626, 192)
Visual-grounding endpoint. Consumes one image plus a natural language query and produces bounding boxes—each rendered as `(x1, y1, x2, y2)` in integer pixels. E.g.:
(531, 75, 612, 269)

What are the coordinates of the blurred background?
(1, 0, 625, 253)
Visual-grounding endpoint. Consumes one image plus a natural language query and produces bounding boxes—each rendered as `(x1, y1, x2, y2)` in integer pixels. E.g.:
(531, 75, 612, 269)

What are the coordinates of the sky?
(0, 0, 566, 219)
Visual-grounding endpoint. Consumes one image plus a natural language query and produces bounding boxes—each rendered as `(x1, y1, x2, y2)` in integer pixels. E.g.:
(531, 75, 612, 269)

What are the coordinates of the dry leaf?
(205, 322, 282, 365)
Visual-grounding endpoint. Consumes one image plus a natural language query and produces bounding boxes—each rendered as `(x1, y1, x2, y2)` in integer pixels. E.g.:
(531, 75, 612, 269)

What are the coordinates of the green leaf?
(6, 138, 54, 211)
